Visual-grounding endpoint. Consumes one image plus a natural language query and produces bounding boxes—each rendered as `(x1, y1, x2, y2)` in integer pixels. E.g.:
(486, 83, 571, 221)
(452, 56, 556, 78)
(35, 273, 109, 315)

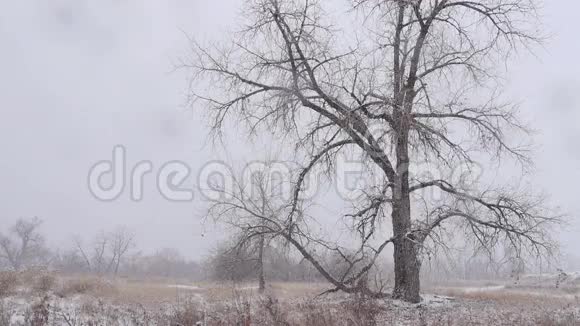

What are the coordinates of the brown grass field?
(0, 271, 578, 325)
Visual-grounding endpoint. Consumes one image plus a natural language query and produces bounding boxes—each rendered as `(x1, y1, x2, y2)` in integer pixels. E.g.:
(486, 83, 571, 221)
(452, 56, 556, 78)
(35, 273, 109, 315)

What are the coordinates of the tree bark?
(391, 203, 421, 303)
(391, 108, 422, 303)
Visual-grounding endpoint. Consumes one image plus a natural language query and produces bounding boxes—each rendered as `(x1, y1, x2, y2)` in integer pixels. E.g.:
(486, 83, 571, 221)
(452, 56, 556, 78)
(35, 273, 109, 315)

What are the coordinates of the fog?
(0, 0, 578, 266)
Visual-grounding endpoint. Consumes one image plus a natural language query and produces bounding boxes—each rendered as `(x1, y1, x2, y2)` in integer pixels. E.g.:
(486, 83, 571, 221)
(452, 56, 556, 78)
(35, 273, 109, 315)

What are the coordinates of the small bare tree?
(206, 169, 286, 292)
(73, 227, 135, 276)
(74, 232, 106, 274)
(190, 0, 561, 302)
(0, 217, 47, 271)
(108, 226, 135, 276)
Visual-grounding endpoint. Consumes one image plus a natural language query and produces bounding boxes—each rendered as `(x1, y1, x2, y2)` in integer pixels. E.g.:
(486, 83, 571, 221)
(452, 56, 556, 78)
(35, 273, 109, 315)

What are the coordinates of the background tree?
(137, 248, 201, 280)
(208, 241, 261, 283)
(74, 232, 107, 275)
(205, 168, 286, 292)
(73, 227, 135, 276)
(108, 226, 135, 276)
(0, 217, 48, 271)
(189, 0, 560, 302)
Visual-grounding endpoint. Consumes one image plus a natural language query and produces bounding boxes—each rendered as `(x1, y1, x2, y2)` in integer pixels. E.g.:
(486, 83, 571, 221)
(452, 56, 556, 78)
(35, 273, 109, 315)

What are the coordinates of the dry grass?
(108, 280, 199, 305)
(32, 273, 56, 293)
(269, 282, 329, 298)
(1, 290, 579, 325)
(0, 273, 577, 325)
(168, 300, 205, 326)
(432, 286, 580, 307)
(0, 271, 19, 297)
(1, 269, 57, 297)
(55, 275, 118, 298)
(24, 295, 50, 326)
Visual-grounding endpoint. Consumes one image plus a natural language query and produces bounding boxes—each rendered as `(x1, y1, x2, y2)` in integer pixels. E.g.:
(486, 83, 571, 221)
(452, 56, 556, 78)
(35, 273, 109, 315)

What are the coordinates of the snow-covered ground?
(0, 272, 579, 325)
(1, 291, 578, 326)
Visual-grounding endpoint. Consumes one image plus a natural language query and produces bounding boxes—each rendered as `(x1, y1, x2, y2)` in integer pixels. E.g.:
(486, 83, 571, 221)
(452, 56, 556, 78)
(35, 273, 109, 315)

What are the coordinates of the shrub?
(33, 273, 56, 293)
(24, 295, 50, 326)
(168, 301, 204, 326)
(296, 302, 337, 326)
(0, 271, 19, 297)
(0, 301, 12, 325)
(57, 279, 94, 297)
(261, 296, 290, 326)
(342, 296, 383, 326)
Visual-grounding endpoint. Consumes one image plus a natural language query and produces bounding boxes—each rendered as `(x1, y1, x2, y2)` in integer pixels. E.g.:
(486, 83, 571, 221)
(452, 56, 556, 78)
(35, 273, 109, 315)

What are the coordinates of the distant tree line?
(0, 217, 568, 286)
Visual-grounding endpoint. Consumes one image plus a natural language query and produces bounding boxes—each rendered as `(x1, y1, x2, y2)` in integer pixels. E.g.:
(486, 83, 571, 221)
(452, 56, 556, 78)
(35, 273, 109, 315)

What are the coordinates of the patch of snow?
(420, 294, 456, 307)
(168, 284, 201, 290)
(10, 315, 24, 326)
(389, 294, 456, 308)
(462, 285, 506, 293)
(236, 286, 258, 290)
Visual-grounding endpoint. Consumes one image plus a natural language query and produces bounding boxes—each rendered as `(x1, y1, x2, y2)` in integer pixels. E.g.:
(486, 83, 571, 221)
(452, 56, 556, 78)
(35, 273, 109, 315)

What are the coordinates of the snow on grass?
(389, 294, 457, 309)
(419, 294, 456, 307)
(167, 284, 201, 291)
(462, 285, 506, 293)
(0, 290, 578, 325)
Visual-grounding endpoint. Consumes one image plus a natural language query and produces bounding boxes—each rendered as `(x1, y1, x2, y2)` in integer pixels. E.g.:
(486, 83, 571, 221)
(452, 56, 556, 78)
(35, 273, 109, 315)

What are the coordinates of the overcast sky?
(0, 0, 578, 262)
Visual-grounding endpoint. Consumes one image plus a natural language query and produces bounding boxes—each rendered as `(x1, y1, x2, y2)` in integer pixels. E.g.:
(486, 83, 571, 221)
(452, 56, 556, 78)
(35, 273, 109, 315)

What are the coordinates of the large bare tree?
(189, 0, 560, 302)
(0, 217, 48, 271)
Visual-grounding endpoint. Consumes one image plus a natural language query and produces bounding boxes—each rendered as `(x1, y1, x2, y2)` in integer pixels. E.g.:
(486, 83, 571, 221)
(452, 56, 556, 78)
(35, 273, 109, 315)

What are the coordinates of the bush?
(342, 296, 383, 326)
(0, 271, 19, 297)
(33, 273, 56, 293)
(0, 301, 12, 325)
(58, 279, 94, 297)
(261, 296, 290, 326)
(168, 301, 204, 326)
(296, 302, 337, 326)
(24, 295, 50, 326)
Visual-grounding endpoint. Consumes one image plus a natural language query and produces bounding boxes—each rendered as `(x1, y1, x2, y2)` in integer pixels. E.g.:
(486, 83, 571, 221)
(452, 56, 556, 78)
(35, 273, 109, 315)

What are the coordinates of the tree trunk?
(257, 235, 265, 293)
(391, 110, 422, 303)
(393, 202, 421, 303)
(115, 257, 121, 276)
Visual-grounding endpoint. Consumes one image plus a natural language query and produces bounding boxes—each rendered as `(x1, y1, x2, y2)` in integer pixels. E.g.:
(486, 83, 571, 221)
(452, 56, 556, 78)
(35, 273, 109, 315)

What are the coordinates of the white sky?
(0, 0, 578, 262)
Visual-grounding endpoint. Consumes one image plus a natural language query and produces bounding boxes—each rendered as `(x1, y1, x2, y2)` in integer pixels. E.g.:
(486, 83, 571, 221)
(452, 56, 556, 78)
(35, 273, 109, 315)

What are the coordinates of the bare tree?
(0, 217, 47, 271)
(139, 248, 199, 279)
(74, 231, 109, 275)
(73, 236, 93, 273)
(73, 227, 135, 276)
(206, 168, 286, 292)
(189, 0, 560, 302)
(108, 226, 135, 276)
